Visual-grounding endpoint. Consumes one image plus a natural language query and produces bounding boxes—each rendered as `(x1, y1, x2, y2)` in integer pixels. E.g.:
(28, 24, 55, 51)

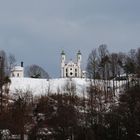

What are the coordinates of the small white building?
(11, 62, 24, 78)
(60, 50, 86, 78)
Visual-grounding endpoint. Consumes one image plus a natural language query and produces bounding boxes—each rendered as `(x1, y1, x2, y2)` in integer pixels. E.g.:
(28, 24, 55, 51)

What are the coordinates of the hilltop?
(9, 77, 89, 97)
(9, 77, 127, 98)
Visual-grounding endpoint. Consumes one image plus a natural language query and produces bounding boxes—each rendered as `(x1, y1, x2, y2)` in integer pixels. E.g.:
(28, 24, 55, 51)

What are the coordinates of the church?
(10, 62, 24, 78)
(60, 50, 86, 78)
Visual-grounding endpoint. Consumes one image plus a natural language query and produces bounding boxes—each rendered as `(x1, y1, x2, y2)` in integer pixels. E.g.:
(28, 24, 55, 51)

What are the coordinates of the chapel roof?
(11, 66, 24, 71)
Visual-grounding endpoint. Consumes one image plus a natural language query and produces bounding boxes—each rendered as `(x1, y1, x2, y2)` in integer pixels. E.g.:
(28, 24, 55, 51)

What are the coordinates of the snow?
(9, 77, 89, 97)
(11, 66, 24, 71)
(9, 77, 127, 98)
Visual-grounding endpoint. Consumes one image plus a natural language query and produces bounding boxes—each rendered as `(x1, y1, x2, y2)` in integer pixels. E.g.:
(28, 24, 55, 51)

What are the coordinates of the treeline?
(87, 44, 140, 79)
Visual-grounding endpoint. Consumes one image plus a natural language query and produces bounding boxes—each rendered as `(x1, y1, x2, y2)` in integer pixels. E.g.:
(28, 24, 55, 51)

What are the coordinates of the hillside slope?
(9, 77, 127, 98)
(9, 77, 89, 97)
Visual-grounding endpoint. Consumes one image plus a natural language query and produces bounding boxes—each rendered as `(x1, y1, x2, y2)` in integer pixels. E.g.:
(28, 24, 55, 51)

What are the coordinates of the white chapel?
(10, 62, 24, 78)
(60, 50, 86, 78)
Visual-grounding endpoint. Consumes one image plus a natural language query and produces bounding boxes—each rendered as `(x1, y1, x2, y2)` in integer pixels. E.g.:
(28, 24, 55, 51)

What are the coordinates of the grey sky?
(0, 0, 140, 77)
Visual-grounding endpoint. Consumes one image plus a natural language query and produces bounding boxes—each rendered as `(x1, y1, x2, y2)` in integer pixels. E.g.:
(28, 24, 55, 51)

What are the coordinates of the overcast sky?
(0, 0, 140, 77)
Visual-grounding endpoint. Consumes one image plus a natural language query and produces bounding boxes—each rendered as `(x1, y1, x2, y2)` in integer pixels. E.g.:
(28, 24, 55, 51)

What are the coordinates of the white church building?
(60, 50, 86, 78)
(10, 62, 24, 78)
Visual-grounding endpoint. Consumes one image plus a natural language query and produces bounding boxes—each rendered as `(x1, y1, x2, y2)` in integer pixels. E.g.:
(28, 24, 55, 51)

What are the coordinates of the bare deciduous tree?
(0, 50, 11, 112)
(8, 53, 16, 70)
(26, 64, 50, 79)
(11, 91, 33, 140)
(86, 49, 99, 80)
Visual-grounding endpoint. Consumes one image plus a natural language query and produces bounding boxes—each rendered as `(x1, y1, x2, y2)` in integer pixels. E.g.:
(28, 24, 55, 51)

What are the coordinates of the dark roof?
(61, 50, 65, 55)
(77, 50, 81, 55)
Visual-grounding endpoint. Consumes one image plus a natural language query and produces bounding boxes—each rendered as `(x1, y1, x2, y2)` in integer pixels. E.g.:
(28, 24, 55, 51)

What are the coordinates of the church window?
(75, 69, 77, 72)
(75, 73, 77, 77)
(17, 73, 19, 77)
(70, 72, 73, 75)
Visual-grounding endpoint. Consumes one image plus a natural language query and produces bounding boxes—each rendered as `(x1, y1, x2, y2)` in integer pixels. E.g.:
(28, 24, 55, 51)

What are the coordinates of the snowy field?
(9, 77, 89, 97)
(9, 77, 127, 98)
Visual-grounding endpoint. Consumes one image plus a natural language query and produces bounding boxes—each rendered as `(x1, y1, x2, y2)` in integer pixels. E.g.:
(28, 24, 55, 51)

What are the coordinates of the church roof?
(61, 50, 65, 55)
(67, 60, 76, 66)
(77, 50, 81, 55)
(11, 66, 24, 71)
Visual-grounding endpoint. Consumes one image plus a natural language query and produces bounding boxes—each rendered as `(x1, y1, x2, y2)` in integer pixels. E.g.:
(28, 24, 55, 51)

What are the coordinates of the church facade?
(60, 50, 86, 78)
(10, 62, 24, 78)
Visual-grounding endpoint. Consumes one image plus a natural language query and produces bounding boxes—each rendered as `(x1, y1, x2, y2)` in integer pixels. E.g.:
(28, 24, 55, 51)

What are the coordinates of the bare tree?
(8, 53, 16, 71)
(63, 79, 77, 98)
(136, 48, 140, 77)
(11, 91, 33, 140)
(98, 44, 109, 80)
(0, 50, 11, 113)
(124, 49, 137, 75)
(26, 64, 50, 79)
(110, 53, 120, 95)
(86, 49, 98, 79)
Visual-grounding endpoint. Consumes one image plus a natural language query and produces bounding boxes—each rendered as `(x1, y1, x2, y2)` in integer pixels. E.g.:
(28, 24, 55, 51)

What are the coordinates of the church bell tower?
(61, 50, 66, 77)
(77, 50, 82, 66)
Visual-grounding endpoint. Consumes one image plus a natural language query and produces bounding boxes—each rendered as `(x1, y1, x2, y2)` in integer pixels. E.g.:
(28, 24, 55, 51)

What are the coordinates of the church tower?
(77, 50, 82, 66)
(77, 50, 82, 77)
(61, 50, 66, 78)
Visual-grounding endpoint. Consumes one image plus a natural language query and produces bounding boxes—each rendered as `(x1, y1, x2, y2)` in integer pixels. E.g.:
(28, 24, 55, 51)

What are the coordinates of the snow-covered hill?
(9, 77, 127, 98)
(9, 77, 89, 97)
